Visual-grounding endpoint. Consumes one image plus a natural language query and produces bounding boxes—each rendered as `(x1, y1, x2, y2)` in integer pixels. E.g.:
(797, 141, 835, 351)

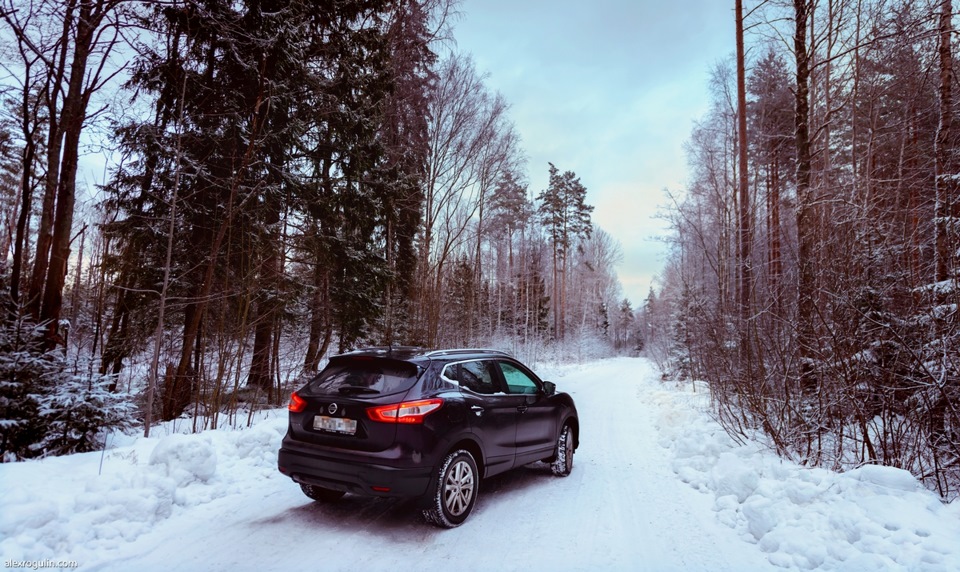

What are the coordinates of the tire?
(300, 483, 346, 502)
(550, 424, 575, 477)
(422, 449, 478, 528)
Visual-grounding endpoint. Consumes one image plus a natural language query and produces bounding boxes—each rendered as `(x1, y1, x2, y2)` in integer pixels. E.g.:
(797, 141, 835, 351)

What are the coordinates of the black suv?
(278, 347, 579, 527)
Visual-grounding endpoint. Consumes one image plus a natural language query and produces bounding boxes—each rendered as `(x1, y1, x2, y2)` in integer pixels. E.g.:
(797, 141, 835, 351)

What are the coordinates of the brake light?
(366, 398, 443, 424)
(288, 391, 307, 413)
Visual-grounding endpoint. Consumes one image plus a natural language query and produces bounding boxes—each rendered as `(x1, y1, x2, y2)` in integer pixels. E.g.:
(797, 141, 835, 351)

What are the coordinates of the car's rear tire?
(300, 483, 346, 502)
(550, 424, 574, 477)
(422, 449, 478, 528)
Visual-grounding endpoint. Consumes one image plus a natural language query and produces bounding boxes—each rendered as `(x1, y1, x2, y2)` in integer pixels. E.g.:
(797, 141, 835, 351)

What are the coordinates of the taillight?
(366, 398, 443, 424)
(288, 391, 307, 413)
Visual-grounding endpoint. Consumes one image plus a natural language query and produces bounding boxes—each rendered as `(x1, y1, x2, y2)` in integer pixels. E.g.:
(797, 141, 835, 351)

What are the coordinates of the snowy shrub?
(35, 365, 135, 457)
(0, 313, 56, 460)
(0, 308, 134, 460)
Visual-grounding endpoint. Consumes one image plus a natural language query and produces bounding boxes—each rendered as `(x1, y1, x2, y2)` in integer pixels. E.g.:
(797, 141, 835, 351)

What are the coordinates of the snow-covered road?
(3, 357, 958, 571)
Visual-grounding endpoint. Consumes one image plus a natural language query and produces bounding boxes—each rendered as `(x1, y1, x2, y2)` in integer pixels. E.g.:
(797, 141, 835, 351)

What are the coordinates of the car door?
(495, 360, 558, 466)
(443, 360, 519, 476)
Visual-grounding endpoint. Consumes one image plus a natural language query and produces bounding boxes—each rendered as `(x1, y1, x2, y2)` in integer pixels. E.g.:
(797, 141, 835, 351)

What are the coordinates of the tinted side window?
(443, 360, 498, 395)
(499, 362, 539, 394)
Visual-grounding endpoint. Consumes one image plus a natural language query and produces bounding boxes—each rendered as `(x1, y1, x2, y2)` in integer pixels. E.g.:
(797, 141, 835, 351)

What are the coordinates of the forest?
(0, 0, 957, 501)
(0, 0, 629, 458)
(643, 0, 960, 499)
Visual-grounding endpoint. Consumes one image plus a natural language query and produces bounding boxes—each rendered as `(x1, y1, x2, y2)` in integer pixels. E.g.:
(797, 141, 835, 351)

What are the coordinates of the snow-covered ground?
(2, 357, 958, 571)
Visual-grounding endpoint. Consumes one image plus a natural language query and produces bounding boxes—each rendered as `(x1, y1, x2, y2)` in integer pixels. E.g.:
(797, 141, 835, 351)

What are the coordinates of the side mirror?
(543, 381, 556, 396)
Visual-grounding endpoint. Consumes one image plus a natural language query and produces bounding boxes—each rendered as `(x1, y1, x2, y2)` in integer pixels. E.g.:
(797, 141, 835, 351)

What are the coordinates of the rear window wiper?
(338, 386, 381, 395)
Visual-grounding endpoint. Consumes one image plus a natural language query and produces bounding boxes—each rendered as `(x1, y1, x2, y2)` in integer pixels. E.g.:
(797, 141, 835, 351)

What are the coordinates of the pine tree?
(747, 49, 794, 316)
(537, 163, 593, 340)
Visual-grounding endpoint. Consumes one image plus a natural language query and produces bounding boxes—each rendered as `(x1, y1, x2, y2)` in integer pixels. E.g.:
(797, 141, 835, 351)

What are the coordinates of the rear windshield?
(304, 358, 419, 397)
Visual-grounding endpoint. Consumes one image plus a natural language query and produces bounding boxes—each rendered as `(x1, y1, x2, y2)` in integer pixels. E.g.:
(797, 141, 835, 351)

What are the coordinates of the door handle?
(471, 405, 483, 417)
(517, 405, 528, 413)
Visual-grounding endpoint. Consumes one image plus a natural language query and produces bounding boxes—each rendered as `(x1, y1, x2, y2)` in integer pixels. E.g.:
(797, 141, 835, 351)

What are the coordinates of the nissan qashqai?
(277, 347, 579, 528)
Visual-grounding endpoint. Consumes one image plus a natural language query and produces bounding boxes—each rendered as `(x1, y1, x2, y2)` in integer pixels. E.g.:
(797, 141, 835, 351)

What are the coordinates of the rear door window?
(305, 359, 419, 397)
(442, 360, 499, 395)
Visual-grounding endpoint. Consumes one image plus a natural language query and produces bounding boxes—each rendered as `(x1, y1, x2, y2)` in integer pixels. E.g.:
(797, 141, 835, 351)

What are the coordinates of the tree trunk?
(101, 287, 130, 378)
(11, 78, 37, 306)
(25, 0, 74, 321)
(27, 114, 61, 320)
(39, 0, 119, 346)
(794, 0, 817, 379)
(145, 98, 185, 435)
(304, 248, 332, 372)
(736, 0, 753, 379)
(473, 188, 485, 342)
(69, 225, 86, 324)
(768, 154, 782, 315)
(384, 215, 395, 344)
(935, 0, 956, 283)
(552, 243, 559, 339)
(930, 0, 957, 464)
(248, 217, 280, 392)
(39, 112, 82, 346)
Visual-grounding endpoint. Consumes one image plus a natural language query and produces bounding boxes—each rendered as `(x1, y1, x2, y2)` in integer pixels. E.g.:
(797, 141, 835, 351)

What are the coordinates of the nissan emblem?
(328, 403, 339, 415)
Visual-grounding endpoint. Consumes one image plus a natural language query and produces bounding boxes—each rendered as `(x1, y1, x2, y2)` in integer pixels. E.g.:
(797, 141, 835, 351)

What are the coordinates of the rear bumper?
(278, 442, 433, 498)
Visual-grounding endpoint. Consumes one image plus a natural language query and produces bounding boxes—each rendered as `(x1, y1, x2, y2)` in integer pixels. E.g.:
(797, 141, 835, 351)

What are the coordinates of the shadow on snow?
(255, 462, 558, 535)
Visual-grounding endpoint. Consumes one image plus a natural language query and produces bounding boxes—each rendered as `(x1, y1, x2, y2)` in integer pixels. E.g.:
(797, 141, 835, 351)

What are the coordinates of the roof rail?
(423, 348, 513, 358)
(341, 345, 425, 356)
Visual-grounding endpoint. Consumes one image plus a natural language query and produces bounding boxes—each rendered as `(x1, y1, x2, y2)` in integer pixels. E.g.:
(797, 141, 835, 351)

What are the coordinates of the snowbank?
(0, 412, 288, 563)
(650, 383, 960, 571)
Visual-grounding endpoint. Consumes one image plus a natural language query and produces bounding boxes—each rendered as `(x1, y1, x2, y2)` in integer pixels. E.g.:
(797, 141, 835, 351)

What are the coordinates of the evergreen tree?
(615, 298, 633, 351)
(747, 49, 795, 316)
(0, 310, 52, 459)
(377, 0, 438, 344)
(100, 0, 417, 418)
(537, 163, 593, 340)
(1, 301, 132, 460)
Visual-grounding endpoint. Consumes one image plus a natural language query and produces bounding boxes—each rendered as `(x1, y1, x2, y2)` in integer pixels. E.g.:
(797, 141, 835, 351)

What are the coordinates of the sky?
(450, 0, 737, 305)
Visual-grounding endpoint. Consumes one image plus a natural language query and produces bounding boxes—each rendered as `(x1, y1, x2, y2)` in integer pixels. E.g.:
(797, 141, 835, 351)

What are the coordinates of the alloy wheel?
(443, 459, 475, 516)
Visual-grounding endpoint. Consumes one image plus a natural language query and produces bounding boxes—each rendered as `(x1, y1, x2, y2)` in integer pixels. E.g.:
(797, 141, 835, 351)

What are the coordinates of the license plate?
(313, 415, 357, 435)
